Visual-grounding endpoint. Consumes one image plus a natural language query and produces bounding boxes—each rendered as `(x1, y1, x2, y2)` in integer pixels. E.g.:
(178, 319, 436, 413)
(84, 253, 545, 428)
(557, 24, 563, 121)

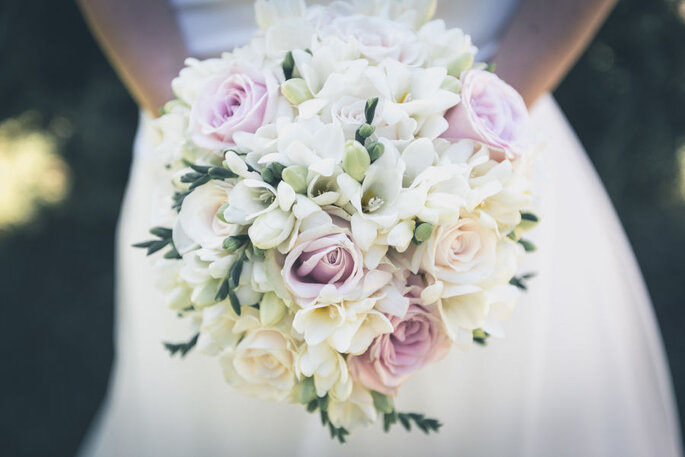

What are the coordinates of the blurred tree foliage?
(0, 0, 683, 456)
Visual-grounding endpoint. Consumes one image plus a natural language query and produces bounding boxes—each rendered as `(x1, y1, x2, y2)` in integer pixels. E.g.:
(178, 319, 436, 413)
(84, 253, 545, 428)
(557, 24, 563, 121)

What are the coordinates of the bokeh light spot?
(0, 113, 70, 231)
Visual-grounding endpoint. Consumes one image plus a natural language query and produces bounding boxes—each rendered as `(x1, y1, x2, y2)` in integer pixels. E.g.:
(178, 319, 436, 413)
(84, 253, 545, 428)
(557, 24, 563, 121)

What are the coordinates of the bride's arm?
(77, 0, 189, 114)
(493, 0, 617, 106)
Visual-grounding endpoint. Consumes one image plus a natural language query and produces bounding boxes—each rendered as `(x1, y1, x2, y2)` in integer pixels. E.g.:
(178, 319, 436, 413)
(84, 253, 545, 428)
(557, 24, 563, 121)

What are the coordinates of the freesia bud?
(447, 53, 474, 77)
(281, 165, 309, 194)
(260, 292, 287, 326)
(342, 140, 370, 182)
(281, 78, 312, 105)
(413, 222, 434, 244)
(440, 75, 462, 94)
(296, 377, 317, 404)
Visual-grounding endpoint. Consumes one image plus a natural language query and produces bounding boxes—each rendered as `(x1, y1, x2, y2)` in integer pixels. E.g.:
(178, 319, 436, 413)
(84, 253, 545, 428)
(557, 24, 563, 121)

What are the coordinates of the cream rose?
(420, 216, 498, 285)
(219, 328, 296, 402)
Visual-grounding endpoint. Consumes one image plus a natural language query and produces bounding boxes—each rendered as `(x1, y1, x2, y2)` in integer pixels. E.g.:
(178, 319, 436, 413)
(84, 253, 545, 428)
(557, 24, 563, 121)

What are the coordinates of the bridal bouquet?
(136, 0, 538, 442)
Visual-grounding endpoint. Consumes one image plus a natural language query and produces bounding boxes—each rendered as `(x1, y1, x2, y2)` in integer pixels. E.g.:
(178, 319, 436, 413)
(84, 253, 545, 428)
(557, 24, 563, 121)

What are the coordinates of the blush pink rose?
(282, 227, 364, 306)
(189, 69, 269, 150)
(348, 276, 450, 396)
(441, 69, 531, 161)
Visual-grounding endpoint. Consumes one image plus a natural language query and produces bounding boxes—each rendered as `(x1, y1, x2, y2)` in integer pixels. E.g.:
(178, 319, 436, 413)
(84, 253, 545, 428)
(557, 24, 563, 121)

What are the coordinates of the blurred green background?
(0, 0, 683, 455)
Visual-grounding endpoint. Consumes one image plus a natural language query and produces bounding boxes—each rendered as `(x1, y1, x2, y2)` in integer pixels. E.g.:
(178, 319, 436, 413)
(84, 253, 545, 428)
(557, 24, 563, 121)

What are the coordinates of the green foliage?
(382, 410, 442, 434)
(472, 328, 490, 345)
(132, 226, 181, 258)
(509, 272, 537, 290)
(304, 394, 350, 443)
(163, 333, 199, 358)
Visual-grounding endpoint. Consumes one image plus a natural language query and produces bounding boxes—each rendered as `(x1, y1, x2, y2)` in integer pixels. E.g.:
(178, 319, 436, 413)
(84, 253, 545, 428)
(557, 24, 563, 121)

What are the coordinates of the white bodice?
(170, 0, 521, 59)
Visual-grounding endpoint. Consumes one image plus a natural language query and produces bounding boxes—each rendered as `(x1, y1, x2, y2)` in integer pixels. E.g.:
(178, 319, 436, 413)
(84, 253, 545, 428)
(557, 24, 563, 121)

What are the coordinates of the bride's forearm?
(77, 0, 188, 114)
(492, 0, 617, 106)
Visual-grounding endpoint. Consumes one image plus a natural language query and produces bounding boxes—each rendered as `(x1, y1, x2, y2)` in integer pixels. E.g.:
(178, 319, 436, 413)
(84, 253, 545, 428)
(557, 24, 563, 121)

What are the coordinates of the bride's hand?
(493, 0, 617, 107)
(77, 0, 189, 115)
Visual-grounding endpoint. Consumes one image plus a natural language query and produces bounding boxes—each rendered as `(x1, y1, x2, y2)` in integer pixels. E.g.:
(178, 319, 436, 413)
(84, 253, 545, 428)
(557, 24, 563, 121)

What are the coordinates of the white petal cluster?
(145, 0, 539, 436)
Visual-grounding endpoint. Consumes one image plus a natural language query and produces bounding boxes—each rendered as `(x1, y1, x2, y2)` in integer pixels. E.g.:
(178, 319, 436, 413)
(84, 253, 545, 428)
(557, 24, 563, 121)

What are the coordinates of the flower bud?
(260, 292, 287, 326)
(282, 165, 309, 194)
(342, 140, 371, 182)
(222, 235, 247, 252)
(355, 123, 376, 143)
(280, 78, 313, 105)
(216, 202, 230, 223)
(447, 53, 474, 77)
(440, 75, 462, 94)
(296, 377, 317, 404)
(413, 222, 434, 244)
(366, 141, 385, 163)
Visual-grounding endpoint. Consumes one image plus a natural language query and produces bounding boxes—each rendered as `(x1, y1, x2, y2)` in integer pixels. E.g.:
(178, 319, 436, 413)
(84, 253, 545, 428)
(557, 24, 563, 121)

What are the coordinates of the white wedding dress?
(79, 1, 683, 456)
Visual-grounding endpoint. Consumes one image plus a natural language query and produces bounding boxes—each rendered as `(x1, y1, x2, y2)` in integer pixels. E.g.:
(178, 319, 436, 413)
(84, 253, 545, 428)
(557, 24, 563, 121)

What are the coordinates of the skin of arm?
(493, 0, 618, 106)
(77, 0, 189, 114)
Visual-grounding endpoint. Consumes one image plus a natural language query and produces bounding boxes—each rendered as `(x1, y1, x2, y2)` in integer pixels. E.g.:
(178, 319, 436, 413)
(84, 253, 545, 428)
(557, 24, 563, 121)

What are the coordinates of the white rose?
(219, 328, 297, 402)
(323, 15, 425, 65)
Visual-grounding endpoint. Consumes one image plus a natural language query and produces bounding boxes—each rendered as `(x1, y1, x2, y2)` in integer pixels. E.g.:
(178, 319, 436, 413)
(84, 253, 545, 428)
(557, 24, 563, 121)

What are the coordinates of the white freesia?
(292, 298, 393, 354)
(297, 343, 353, 400)
(173, 181, 237, 254)
(249, 208, 296, 249)
(327, 382, 377, 430)
(223, 179, 278, 225)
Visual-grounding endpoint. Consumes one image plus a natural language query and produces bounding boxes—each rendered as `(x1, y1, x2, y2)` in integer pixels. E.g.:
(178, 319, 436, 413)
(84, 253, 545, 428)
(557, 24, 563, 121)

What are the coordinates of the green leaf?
(520, 212, 539, 222)
(163, 333, 199, 358)
(215, 277, 230, 302)
(163, 245, 182, 259)
(398, 414, 411, 431)
(146, 239, 170, 255)
(228, 259, 243, 289)
(208, 166, 236, 179)
(518, 238, 536, 252)
(306, 399, 319, 413)
(365, 97, 378, 124)
(283, 51, 295, 80)
(132, 240, 156, 249)
(172, 190, 190, 212)
(371, 391, 394, 414)
(228, 290, 241, 316)
(187, 163, 212, 174)
(180, 171, 204, 183)
(189, 174, 211, 191)
(149, 226, 172, 239)
(485, 62, 496, 72)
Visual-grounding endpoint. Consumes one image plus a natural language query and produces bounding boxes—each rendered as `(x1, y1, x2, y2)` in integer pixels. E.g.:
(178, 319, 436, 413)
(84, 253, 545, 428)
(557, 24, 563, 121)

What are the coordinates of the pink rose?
(441, 69, 530, 161)
(189, 68, 269, 150)
(282, 227, 365, 306)
(348, 277, 450, 396)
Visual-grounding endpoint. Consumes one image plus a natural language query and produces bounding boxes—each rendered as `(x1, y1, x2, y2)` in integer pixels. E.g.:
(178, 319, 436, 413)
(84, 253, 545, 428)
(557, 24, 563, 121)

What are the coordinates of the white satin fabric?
(79, 1, 683, 456)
